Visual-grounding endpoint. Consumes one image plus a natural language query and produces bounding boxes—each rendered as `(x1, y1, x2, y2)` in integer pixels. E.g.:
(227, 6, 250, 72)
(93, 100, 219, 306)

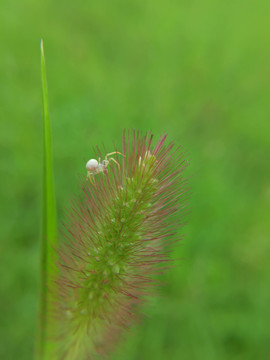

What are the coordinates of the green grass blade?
(37, 39, 58, 360)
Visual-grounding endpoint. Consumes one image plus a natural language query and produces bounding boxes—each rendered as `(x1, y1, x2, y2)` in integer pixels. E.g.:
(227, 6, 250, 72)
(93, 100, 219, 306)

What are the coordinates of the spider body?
(86, 151, 124, 184)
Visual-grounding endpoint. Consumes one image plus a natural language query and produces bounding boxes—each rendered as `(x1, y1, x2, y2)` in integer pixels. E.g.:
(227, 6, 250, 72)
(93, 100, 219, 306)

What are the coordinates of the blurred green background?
(1, 0, 270, 359)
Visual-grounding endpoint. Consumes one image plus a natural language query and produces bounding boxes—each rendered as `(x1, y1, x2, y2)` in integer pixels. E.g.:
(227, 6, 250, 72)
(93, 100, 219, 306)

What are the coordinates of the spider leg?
(87, 172, 95, 185)
(105, 151, 125, 161)
(108, 157, 120, 170)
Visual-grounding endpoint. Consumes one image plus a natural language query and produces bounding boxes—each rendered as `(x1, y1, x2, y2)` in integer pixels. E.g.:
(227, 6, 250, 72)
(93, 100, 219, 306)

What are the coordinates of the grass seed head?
(52, 130, 190, 359)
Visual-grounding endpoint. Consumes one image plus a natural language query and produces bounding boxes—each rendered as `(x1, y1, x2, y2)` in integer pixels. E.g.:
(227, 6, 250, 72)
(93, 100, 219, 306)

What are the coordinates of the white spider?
(86, 151, 124, 184)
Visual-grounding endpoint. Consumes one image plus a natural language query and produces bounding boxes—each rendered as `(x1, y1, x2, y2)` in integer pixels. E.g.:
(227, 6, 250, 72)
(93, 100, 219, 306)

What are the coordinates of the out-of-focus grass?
(0, 1, 270, 359)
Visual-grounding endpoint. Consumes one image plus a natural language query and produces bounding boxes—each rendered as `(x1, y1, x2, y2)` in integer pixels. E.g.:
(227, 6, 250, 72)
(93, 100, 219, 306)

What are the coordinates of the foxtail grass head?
(52, 130, 189, 359)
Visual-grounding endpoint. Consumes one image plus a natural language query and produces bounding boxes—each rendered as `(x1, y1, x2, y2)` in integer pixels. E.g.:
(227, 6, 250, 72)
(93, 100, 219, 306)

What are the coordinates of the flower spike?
(52, 130, 190, 359)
